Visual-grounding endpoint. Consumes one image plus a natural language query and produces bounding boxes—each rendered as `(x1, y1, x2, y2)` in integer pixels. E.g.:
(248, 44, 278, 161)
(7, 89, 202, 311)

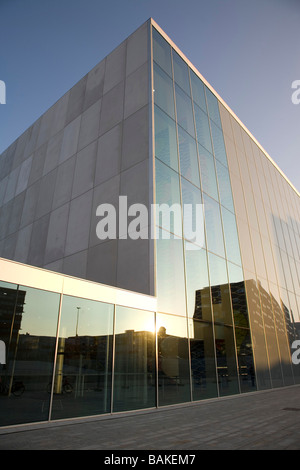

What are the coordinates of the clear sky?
(0, 0, 299, 192)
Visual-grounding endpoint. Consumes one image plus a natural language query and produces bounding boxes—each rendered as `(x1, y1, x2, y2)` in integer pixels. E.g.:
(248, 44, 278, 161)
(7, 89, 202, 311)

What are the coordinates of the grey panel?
(117, 236, 150, 294)
(124, 62, 148, 119)
(99, 81, 124, 136)
(84, 60, 105, 111)
(66, 75, 87, 125)
(121, 105, 149, 171)
(65, 189, 93, 257)
(27, 213, 50, 267)
(86, 239, 117, 286)
(20, 180, 41, 228)
(72, 140, 98, 199)
(44, 202, 70, 265)
(62, 250, 88, 279)
(126, 21, 148, 76)
(7, 192, 25, 236)
(35, 168, 57, 219)
(15, 156, 32, 196)
(51, 92, 70, 137)
(28, 143, 47, 186)
(52, 155, 76, 210)
(14, 223, 33, 264)
(77, 98, 101, 152)
(95, 123, 122, 186)
(43, 130, 64, 176)
(103, 41, 126, 94)
(59, 115, 81, 164)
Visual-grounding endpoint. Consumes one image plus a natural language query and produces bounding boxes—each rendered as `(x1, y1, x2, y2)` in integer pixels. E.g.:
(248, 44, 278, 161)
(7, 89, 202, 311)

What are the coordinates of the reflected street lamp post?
(76, 307, 81, 337)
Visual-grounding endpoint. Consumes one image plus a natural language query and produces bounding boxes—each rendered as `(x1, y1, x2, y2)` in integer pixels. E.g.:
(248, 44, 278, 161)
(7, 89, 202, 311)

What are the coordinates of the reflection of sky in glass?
(19, 286, 60, 337)
(59, 295, 114, 338)
(115, 306, 155, 335)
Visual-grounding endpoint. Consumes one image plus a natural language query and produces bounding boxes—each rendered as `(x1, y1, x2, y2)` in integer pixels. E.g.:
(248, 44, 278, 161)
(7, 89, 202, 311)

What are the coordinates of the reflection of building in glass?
(0, 18, 299, 428)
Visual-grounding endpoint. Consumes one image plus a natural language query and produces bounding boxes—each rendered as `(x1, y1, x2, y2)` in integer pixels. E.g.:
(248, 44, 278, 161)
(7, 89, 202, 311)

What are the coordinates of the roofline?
(150, 18, 300, 198)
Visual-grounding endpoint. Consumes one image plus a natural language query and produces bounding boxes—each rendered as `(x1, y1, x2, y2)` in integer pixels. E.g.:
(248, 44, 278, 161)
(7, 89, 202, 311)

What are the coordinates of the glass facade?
(152, 22, 300, 401)
(0, 20, 299, 428)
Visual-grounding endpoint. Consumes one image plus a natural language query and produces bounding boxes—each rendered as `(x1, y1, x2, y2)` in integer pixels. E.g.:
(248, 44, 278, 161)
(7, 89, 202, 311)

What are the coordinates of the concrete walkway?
(1, 385, 300, 450)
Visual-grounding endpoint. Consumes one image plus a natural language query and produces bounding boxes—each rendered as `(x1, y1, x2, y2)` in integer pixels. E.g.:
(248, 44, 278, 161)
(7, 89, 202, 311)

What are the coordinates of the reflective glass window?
(194, 104, 212, 153)
(244, 271, 271, 390)
(205, 87, 222, 128)
(152, 28, 172, 76)
(153, 63, 175, 119)
(156, 235, 186, 316)
(154, 105, 178, 171)
(184, 242, 211, 320)
(210, 121, 228, 167)
(198, 145, 219, 201)
(172, 50, 190, 95)
(203, 194, 225, 258)
(190, 70, 206, 112)
(221, 207, 242, 265)
(215, 160, 234, 212)
(51, 295, 114, 420)
(235, 327, 256, 392)
(113, 307, 155, 412)
(0, 283, 60, 426)
(175, 85, 195, 137)
(157, 313, 191, 405)
(155, 159, 182, 236)
(178, 126, 200, 187)
(227, 263, 249, 328)
(188, 319, 218, 400)
(208, 252, 233, 326)
(181, 178, 205, 247)
(214, 324, 239, 396)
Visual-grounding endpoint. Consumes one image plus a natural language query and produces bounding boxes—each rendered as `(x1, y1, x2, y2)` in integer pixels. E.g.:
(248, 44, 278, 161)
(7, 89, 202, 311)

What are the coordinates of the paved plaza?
(0, 385, 300, 450)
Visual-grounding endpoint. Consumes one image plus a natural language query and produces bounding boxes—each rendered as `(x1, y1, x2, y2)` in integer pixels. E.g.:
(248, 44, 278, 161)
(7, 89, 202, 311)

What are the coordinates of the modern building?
(0, 18, 299, 429)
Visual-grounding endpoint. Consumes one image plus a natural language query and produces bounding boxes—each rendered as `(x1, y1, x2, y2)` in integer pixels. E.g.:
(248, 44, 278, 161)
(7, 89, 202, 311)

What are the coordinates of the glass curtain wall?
(152, 25, 256, 400)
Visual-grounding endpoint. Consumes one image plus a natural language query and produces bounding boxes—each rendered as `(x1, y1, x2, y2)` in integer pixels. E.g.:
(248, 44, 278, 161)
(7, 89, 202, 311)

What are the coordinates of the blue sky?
(0, 0, 299, 191)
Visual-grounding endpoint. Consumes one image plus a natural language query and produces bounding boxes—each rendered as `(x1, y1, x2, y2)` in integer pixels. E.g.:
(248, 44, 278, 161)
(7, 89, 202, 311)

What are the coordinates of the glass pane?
(215, 160, 234, 212)
(244, 270, 271, 390)
(51, 295, 114, 420)
(157, 313, 191, 406)
(221, 207, 242, 265)
(181, 178, 205, 247)
(172, 50, 190, 95)
(205, 87, 222, 128)
(178, 126, 200, 187)
(214, 324, 239, 396)
(203, 194, 225, 258)
(194, 104, 212, 153)
(198, 144, 219, 201)
(0, 284, 60, 426)
(154, 105, 178, 171)
(152, 28, 172, 76)
(155, 159, 182, 236)
(190, 71, 206, 112)
(113, 307, 155, 412)
(175, 85, 195, 137)
(184, 241, 211, 320)
(210, 121, 228, 167)
(153, 63, 175, 119)
(156, 235, 186, 316)
(227, 263, 249, 328)
(235, 327, 256, 393)
(208, 252, 233, 326)
(188, 319, 218, 400)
